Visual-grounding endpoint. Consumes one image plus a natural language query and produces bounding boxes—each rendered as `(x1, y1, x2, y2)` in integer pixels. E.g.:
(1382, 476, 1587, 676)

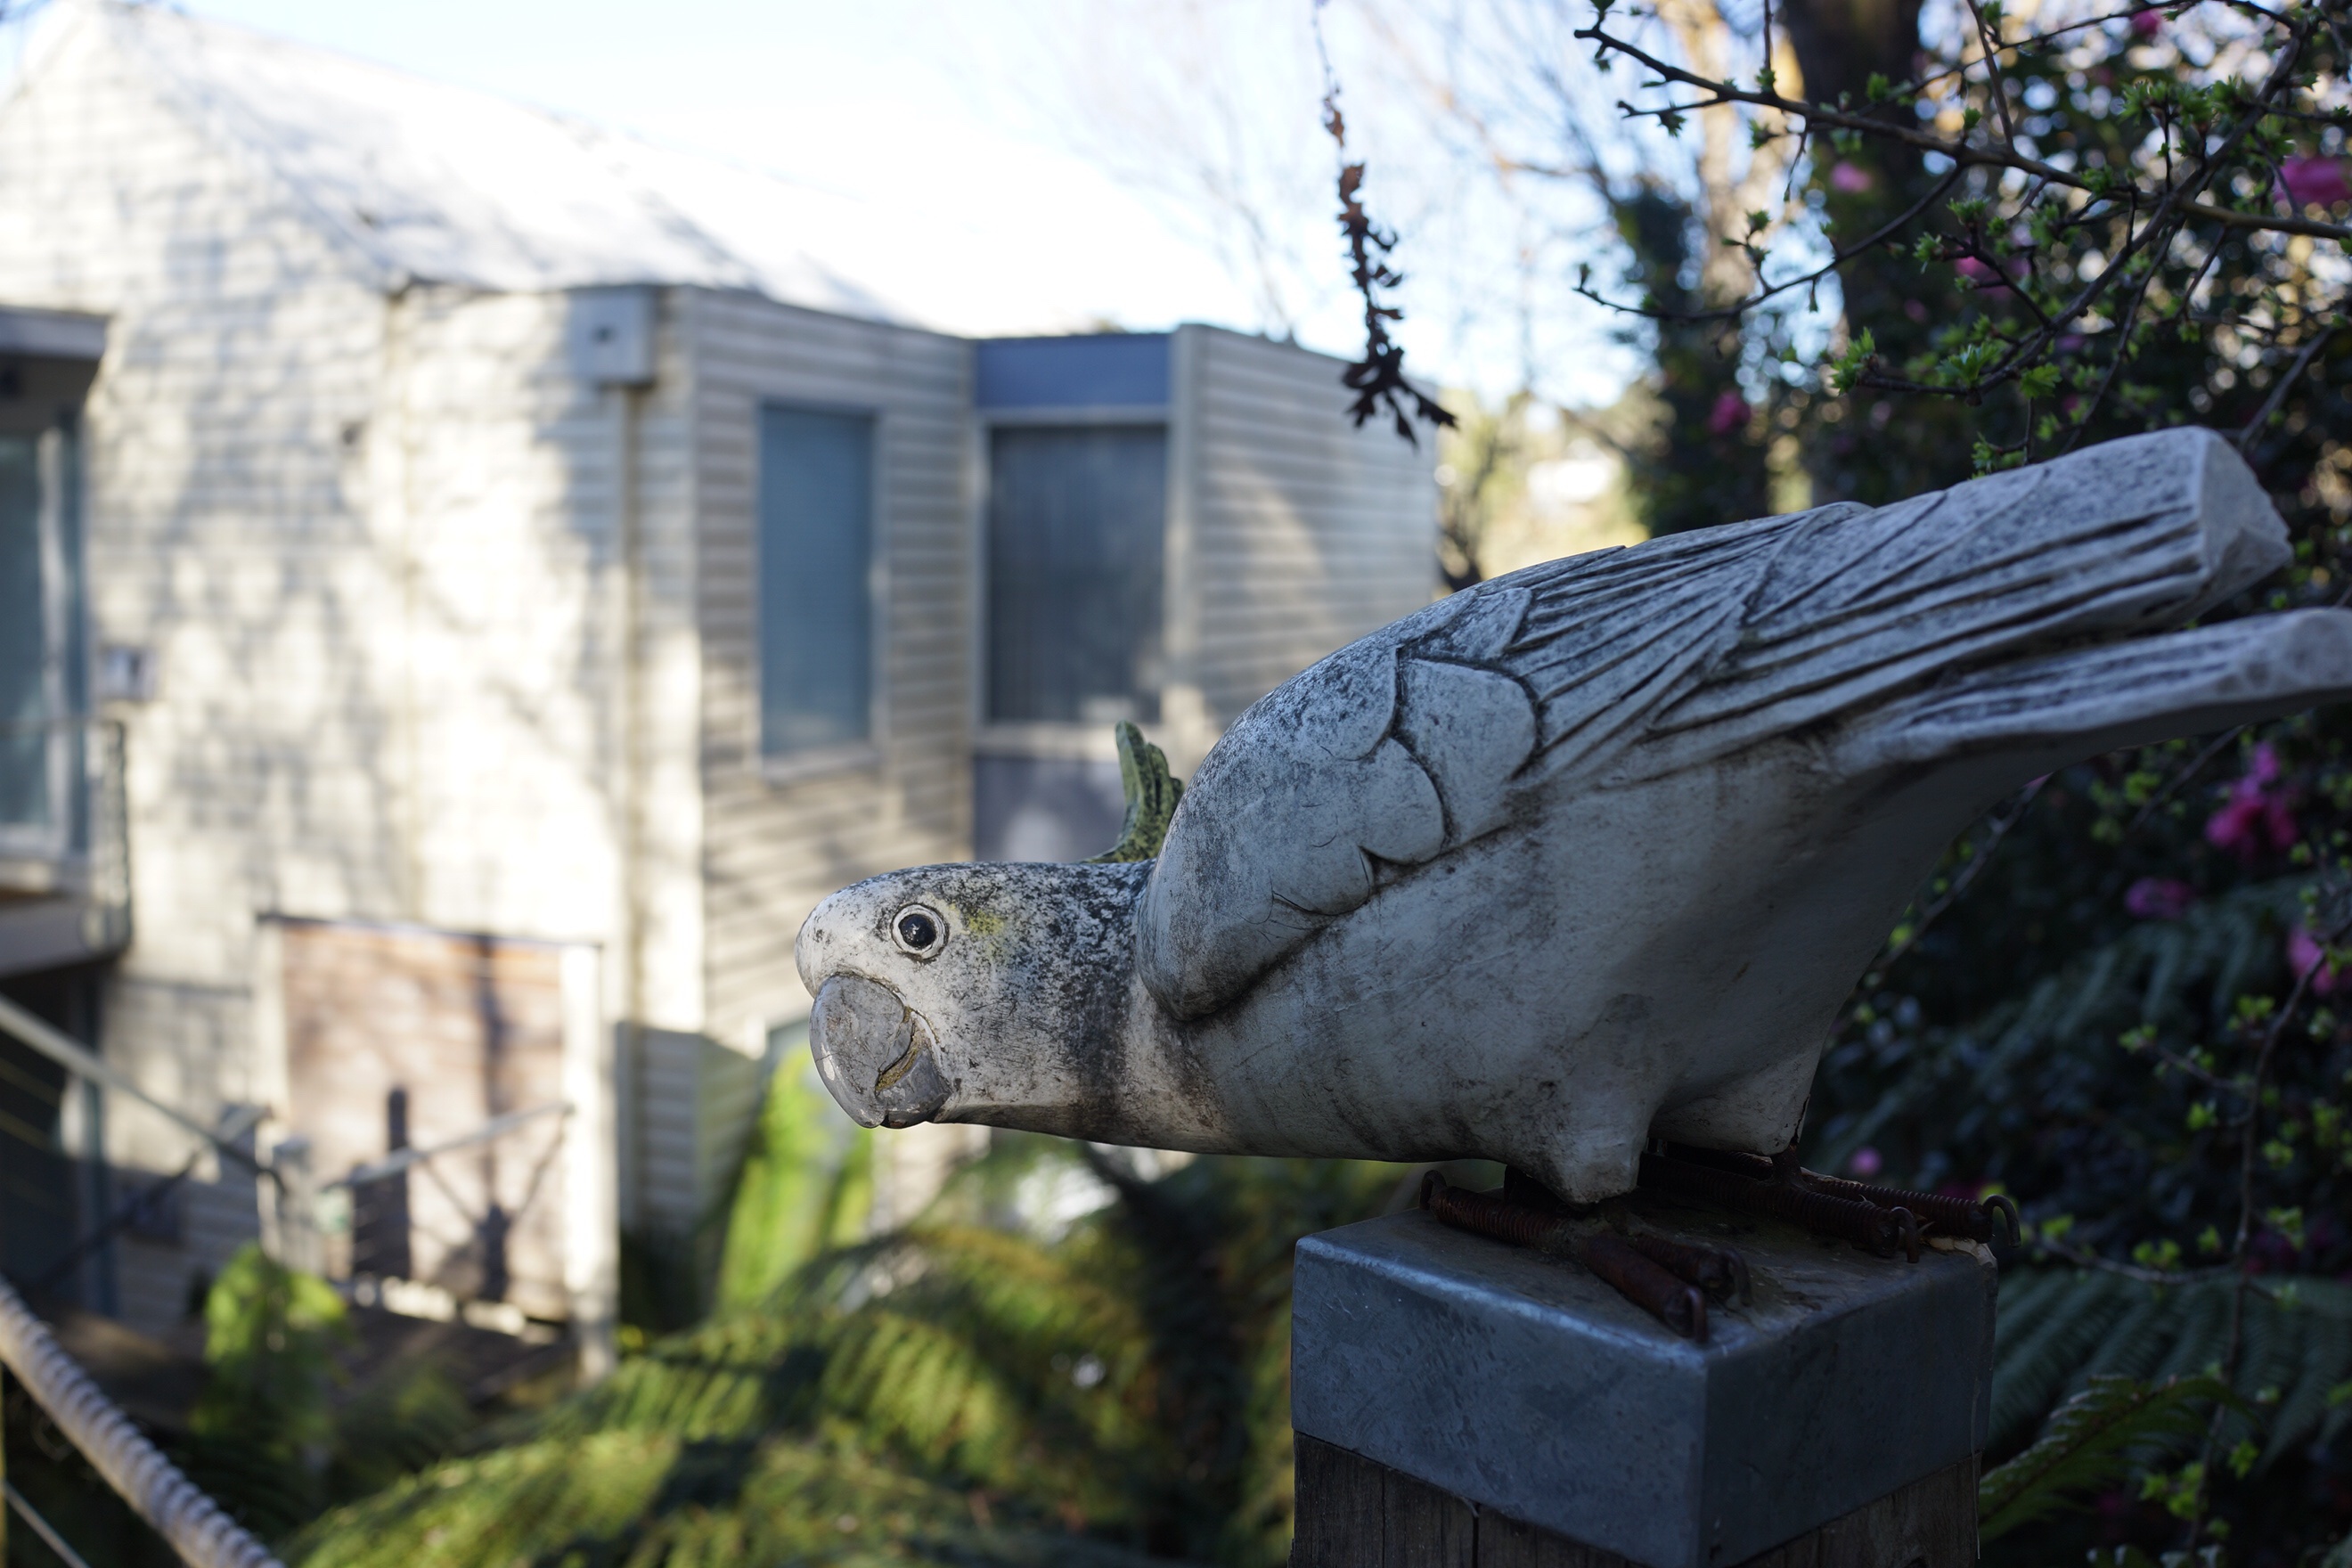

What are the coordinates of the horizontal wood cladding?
(1186, 328, 1437, 729)
(684, 290, 973, 1041)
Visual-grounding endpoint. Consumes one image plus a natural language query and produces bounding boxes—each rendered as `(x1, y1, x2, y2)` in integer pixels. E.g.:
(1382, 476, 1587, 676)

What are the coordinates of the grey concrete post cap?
(1289, 1207, 1997, 1568)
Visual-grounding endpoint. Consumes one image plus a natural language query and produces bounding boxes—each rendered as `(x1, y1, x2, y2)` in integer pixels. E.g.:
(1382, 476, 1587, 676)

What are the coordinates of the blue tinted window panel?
(972, 755, 1127, 862)
(0, 436, 47, 828)
(759, 407, 875, 757)
(975, 334, 1169, 410)
(986, 425, 1167, 725)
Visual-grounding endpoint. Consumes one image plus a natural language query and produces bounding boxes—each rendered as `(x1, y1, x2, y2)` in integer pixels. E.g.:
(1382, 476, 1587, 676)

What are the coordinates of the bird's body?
(797, 429, 2352, 1202)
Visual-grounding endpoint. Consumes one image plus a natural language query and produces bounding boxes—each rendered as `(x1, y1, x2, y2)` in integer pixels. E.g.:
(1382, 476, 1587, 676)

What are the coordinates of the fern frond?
(2080, 1287, 2176, 1386)
(1994, 1271, 2352, 1482)
(1979, 1373, 2233, 1541)
(1992, 1270, 2130, 1448)
(2265, 1281, 2352, 1464)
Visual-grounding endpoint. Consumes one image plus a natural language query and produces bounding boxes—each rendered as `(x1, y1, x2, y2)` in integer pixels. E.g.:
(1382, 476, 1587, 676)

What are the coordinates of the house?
(0, 1, 1437, 1350)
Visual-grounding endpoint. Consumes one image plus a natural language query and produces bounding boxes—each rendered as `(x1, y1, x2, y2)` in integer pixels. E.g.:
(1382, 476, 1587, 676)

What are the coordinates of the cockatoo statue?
(796, 429, 2352, 1326)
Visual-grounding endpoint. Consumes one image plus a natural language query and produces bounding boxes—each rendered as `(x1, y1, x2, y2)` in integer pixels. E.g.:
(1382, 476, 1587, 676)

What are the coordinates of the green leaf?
(1827, 329, 1878, 395)
(1979, 1374, 2235, 1540)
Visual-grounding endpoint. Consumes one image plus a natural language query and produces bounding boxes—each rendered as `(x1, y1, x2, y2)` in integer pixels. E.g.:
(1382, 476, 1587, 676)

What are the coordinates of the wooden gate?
(265, 918, 612, 1342)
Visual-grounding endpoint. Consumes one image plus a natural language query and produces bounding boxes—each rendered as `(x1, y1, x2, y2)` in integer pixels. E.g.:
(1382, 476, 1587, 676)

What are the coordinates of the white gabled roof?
(45, 0, 915, 321)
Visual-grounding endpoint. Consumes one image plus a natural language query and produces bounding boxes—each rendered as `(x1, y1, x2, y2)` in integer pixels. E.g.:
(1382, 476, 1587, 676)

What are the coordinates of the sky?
(0, 0, 1635, 404)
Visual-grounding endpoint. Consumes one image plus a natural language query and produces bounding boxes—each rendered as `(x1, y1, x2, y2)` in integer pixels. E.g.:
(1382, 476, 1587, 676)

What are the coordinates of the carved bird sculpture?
(797, 429, 2352, 1214)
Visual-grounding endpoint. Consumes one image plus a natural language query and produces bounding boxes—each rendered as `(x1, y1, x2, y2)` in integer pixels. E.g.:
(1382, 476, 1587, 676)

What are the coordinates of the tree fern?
(1994, 1270, 2352, 1466)
(715, 1038, 874, 1313)
(296, 1139, 1412, 1567)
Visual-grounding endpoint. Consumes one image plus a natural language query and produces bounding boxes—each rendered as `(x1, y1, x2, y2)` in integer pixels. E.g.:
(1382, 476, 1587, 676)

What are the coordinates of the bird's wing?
(1139, 429, 2289, 1018)
(1135, 511, 1807, 1017)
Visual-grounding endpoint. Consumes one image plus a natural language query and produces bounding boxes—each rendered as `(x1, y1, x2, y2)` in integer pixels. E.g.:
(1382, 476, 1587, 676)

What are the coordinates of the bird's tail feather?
(1854, 609, 2352, 774)
(1644, 430, 2291, 764)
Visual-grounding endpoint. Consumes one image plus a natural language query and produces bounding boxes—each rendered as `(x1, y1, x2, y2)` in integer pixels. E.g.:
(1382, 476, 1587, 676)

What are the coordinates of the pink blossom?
(1903, 299, 1929, 323)
(2280, 157, 2351, 211)
(2288, 927, 2340, 995)
(1830, 161, 1874, 194)
(2125, 878, 2196, 920)
(1707, 390, 1752, 436)
(1848, 1147, 1884, 1178)
(2204, 743, 2299, 858)
(2129, 7, 2164, 36)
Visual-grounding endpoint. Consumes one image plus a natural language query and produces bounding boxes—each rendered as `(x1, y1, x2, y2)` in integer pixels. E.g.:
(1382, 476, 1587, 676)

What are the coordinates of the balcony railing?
(0, 719, 130, 976)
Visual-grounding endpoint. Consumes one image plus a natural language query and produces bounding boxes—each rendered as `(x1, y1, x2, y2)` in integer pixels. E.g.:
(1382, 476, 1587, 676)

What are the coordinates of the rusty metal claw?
(1627, 1232, 1752, 1304)
(1645, 1145, 2006, 1257)
(1639, 1153, 1915, 1257)
(1419, 1174, 1715, 1343)
(1587, 1233, 1708, 1342)
(1890, 1206, 1921, 1264)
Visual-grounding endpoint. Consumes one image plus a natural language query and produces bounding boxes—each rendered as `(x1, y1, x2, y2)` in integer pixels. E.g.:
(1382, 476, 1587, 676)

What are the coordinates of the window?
(985, 425, 1166, 726)
(0, 427, 78, 847)
(758, 406, 875, 758)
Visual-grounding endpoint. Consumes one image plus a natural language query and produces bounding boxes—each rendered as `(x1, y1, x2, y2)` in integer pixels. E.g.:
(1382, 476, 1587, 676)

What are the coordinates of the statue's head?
(793, 860, 1151, 1131)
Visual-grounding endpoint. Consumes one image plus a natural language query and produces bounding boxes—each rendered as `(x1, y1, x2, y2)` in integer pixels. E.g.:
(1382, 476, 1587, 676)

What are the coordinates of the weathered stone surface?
(796, 429, 2352, 1197)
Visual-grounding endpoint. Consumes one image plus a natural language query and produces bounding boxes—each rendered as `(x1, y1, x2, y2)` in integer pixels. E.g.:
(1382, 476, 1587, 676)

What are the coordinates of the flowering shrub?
(1575, 0, 2348, 481)
(2204, 743, 2300, 859)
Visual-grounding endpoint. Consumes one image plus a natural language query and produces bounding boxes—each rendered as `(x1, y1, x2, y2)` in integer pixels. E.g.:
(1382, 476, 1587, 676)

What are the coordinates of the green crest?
(1086, 721, 1184, 863)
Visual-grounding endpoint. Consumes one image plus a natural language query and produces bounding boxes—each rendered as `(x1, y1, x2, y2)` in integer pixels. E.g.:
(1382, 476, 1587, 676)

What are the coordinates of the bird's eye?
(892, 904, 944, 956)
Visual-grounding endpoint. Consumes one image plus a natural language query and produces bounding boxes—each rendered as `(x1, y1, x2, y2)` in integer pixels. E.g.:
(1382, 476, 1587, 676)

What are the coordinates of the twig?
(1877, 778, 2047, 972)
(2027, 1235, 2238, 1286)
(2236, 325, 2341, 455)
(1317, 5, 1453, 445)
(2127, 725, 2249, 837)
(1572, 167, 1964, 324)
(1962, 0, 2020, 150)
(2185, 902, 2352, 1548)
(1572, 23, 2349, 244)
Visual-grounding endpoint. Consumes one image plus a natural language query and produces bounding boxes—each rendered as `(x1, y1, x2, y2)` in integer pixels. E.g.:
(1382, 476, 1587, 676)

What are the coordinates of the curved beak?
(809, 975, 951, 1130)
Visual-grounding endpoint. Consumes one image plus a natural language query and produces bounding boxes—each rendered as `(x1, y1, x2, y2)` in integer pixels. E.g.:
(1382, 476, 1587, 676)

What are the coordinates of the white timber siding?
(685, 290, 972, 1047)
(0, 12, 396, 1328)
(0, 14, 707, 1328)
(0, 7, 1439, 1333)
(1173, 326, 1437, 754)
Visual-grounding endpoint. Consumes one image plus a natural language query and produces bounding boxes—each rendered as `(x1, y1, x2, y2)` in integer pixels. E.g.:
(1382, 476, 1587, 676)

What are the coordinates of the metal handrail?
(7, 1479, 99, 1568)
(0, 1273, 282, 1568)
(0, 992, 271, 1174)
(327, 1099, 570, 1189)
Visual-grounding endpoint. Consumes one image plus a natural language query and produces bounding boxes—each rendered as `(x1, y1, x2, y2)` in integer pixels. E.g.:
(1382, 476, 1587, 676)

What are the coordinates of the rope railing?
(0, 1271, 282, 1568)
